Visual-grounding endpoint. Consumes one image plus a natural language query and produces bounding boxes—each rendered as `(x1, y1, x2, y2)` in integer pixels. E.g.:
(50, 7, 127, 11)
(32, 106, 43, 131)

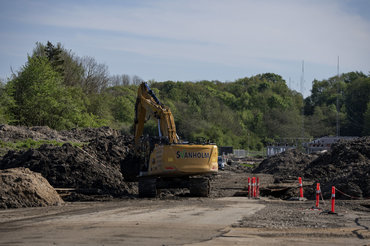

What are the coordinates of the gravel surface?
(238, 198, 370, 230)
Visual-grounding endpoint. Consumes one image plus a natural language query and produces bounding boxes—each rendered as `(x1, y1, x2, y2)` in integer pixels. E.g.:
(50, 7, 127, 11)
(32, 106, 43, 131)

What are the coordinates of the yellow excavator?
(131, 82, 218, 197)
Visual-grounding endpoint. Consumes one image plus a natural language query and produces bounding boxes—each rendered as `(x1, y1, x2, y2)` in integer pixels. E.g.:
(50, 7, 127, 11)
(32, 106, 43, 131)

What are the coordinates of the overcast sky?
(1, 0, 370, 97)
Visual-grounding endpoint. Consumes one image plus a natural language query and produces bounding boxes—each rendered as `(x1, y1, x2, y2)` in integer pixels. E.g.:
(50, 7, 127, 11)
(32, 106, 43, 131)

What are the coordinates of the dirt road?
(0, 197, 263, 245)
(1, 197, 370, 245)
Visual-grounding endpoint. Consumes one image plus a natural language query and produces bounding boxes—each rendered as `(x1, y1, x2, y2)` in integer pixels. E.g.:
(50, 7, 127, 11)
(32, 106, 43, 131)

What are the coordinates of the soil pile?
(253, 149, 318, 181)
(304, 137, 370, 198)
(0, 167, 64, 209)
(253, 137, 370, 199)
(0, 136, 137, 198)
(85, 135, 133, 168)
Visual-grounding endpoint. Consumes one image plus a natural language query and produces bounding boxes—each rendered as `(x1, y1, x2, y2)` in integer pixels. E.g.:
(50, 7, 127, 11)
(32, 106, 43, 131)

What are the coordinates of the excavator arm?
(134, 83, 179, 152)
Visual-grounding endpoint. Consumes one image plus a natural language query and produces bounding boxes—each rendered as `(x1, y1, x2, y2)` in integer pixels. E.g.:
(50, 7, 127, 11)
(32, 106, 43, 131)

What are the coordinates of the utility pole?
(336, 56, 340, 137)
(300, 60, 305, 140)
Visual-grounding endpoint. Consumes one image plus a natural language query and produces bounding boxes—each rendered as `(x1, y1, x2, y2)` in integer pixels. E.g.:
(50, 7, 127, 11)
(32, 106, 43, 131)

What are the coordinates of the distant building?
(266, 136, 357, 156)
(266, 144, 295, 157)
(304, 136, 357, 154)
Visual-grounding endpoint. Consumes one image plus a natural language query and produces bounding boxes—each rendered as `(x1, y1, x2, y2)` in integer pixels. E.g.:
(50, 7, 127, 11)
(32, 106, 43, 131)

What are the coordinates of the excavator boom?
(134, 83, 178, 152)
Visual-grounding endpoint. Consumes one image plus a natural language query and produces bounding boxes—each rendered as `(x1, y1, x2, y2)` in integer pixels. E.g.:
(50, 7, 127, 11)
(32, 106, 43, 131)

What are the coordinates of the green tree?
(6, 56, 99, 129)
(363, 102, 370, 136)
(0, 79, 14, 124)
(32, 42, 108, 94)
(44, 41, 64, 74)
(343, 77, 370, 136)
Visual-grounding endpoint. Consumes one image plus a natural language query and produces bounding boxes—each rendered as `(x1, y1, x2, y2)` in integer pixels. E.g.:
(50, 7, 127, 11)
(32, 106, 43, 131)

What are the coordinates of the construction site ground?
(0, 125, 370, 245)
(0, 171, 369, 245)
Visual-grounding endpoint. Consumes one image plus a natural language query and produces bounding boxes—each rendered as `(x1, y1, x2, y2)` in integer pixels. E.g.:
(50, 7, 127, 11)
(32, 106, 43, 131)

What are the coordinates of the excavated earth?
(1, 125, 370, 244)
(0, 167, 64, 209)
(253, 137, 370, 200)
(0, 125, 139, 207)
(0, 138, 137, 203)
(1, 124, 370, 207)
(0, 124, 254, 207)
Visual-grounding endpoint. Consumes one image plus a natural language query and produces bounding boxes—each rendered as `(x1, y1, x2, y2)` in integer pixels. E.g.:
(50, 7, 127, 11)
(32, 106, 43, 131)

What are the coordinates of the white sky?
(1, 0, 370, 97)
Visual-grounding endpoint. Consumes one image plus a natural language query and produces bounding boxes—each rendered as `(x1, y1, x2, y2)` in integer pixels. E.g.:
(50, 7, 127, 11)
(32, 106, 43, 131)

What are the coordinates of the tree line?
(0, 42, 369, 149)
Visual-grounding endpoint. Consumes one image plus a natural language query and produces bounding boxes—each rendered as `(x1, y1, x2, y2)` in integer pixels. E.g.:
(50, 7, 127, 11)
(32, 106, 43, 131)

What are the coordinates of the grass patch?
(0, 139, 85, 156)
(240, 163, 255, 168)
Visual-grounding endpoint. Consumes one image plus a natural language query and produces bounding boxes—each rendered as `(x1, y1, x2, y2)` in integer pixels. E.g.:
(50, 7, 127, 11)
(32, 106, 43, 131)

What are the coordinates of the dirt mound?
(0, 167, 64, 209)
(253, 149, 318, 181)
(0, 124, 121, 143)
(85, 135, 133, 167)
(252, 137, 370, 199)
(303, 137, 370, 198)
(0, 136, 137, 198)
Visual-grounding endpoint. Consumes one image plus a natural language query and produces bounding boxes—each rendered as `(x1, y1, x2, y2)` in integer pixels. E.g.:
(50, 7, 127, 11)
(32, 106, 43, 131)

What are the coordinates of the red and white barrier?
(252, 177, 256, 198)
(298, 177, 304, 198)
(331, 186, 336, 213)
(256, 177, 260, 198)
(315, 183, 321, 209)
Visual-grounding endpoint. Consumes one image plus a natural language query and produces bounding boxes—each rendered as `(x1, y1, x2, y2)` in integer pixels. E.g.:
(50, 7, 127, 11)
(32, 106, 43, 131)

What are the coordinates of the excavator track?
(138, 177, 157, 198)
(189, 177, 210, 197)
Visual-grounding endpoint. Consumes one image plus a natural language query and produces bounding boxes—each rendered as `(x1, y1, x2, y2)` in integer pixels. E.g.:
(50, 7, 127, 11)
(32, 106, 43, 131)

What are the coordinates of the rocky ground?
(238, 198, 370, 229)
